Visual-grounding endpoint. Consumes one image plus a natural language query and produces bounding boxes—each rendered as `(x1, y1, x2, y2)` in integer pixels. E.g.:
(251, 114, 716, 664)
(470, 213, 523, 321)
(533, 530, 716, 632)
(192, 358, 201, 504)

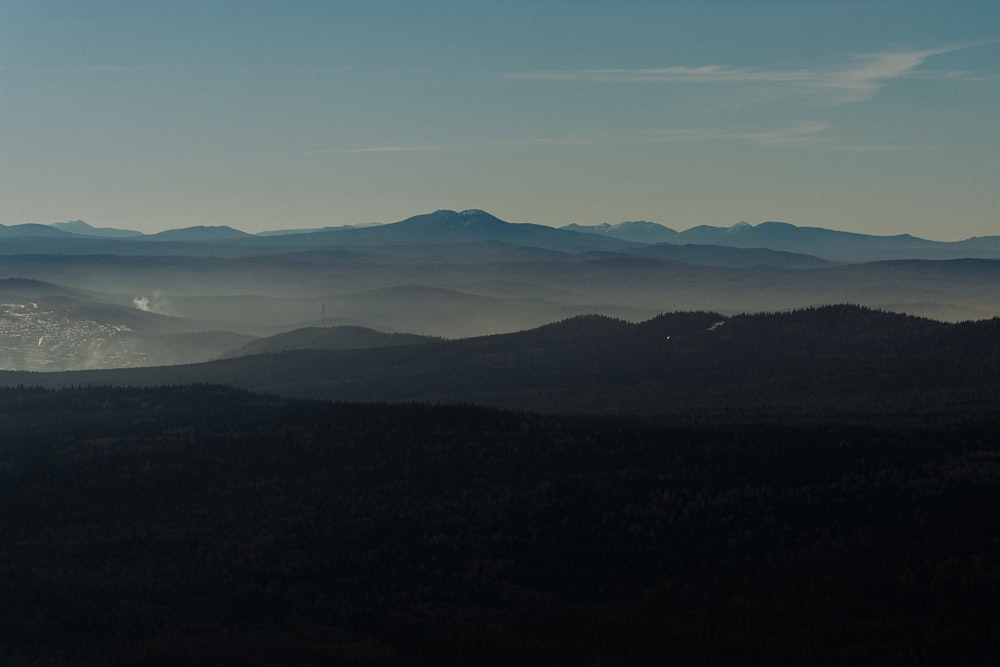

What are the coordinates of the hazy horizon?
(22, 209, 1000, 243)
(2, 1, 998, 239)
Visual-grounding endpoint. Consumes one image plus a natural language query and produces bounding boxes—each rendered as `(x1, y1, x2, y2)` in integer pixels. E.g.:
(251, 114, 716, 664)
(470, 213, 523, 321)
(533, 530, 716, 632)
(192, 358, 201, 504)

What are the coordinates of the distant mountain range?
(4, 209, 994, 263)
(565, 219, 1000, 262)
(562, 220, 680, 243)
(49, 220, 143, 239)
(0, 208, 997, 373)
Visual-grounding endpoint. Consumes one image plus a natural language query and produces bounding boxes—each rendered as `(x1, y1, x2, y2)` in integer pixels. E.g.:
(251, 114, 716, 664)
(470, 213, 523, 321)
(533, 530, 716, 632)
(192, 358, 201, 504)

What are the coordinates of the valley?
(1, 210, 999, 373)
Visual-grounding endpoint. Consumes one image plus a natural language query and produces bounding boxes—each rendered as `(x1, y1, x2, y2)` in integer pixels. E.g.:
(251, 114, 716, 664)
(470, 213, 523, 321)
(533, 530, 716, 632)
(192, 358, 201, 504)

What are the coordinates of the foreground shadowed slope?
(1, 385, 999, 665)
(7, 305, 1000, 416)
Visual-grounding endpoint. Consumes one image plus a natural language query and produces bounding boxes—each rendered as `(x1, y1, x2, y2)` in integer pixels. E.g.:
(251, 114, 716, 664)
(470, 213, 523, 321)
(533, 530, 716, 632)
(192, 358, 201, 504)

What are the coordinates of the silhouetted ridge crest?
(562, 220, 680, 243)
(394, 209, 510, 231)
(0, 278, 89, 299)
(147, 225, 252, 241)
(0, 277, 60, 290)
(637, 311, 727, 338)
(226, 325, 436, 357)
(509, 314, 633, 341)
(0, 223, 75, 238)
(733, 304, 942, 332)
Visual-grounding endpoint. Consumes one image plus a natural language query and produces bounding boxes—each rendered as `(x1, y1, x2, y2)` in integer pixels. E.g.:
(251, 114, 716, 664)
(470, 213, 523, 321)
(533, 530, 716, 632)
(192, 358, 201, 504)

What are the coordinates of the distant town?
(0, 302, 143, 370)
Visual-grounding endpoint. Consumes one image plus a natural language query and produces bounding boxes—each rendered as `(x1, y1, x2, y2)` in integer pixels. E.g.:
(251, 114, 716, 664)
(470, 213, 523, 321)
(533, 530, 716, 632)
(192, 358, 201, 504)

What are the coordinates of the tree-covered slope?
(0, 385, 998, 665)
(221, 325, 437, 358)
(6, 305, 999, 416)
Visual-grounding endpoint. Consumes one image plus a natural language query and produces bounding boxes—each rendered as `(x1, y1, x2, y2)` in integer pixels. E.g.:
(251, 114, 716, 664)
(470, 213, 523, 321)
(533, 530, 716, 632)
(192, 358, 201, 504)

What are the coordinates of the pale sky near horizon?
(2, 1, 998, 239)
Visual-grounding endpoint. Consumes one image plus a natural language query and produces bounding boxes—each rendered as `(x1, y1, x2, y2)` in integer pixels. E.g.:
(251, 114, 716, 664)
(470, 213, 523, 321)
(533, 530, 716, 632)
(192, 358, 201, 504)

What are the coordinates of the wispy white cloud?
(525, 136, 599, 147)
(295, 136, 599, 155)
(649, 122, 909, 152)
(819, 46, 960, 103)
(507, 44, 979, 106)
(740, 122, 835, 148)
(507, 64, 809, 84)
(328, 144, 448, 154)
(299, 124, 915, 156)
(0, 66, 141, 72)
(650, 122, 827, 147)
(907, 68, 1000, 82)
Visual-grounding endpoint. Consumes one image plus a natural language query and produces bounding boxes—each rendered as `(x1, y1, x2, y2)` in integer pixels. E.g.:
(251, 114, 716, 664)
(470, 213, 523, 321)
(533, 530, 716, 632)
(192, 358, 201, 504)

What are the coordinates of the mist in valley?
(0, 210, 999, 372)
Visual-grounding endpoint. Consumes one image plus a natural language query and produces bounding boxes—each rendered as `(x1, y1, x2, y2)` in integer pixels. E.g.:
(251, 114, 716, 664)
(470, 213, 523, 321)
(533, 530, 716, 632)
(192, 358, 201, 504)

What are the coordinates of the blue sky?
(2, 1, 998, 238)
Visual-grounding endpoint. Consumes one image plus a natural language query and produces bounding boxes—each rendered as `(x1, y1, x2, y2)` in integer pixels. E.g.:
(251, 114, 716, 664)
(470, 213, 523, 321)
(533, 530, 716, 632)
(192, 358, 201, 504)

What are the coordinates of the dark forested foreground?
(2, 385, 1000, 665)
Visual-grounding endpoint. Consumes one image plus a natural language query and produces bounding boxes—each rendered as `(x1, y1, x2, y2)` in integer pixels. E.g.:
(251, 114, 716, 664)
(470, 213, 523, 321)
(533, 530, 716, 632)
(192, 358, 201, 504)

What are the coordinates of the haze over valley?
(1, 209, 999, 372)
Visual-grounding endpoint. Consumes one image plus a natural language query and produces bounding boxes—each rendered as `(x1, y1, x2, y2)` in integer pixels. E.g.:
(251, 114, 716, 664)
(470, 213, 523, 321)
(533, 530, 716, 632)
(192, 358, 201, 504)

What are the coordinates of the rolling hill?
(222, 325, 437, 357)
(7, 305, 999, 416)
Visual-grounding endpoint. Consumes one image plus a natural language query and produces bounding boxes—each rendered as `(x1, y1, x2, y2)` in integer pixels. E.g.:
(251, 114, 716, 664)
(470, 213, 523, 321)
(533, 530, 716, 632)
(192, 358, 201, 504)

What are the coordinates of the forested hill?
(2, 384, 1000, 664)
(4, 305, 999, 417)
(221, 325, 437, 358)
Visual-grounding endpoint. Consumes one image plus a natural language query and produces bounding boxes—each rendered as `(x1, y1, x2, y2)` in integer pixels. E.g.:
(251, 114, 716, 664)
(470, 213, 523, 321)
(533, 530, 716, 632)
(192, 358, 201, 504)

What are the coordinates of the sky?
(1, 1, 998, 239)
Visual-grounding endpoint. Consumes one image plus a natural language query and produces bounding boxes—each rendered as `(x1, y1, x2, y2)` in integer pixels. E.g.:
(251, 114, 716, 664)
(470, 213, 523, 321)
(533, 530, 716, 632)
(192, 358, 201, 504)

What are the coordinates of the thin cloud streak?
(650, 122, 829, 148)
(507, 44, 977, 105)
(298, 125, 915, 156)
(0, 66, 141, 72)
(822, 47, 960, 102)
(649, 122, 912, 152)
(337, 145, 447, 154)
(295, 144, 456, 155)
(508, 65, 809, 84)
(295, 137, 599, 155)
(908, 68, 1000, 82)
